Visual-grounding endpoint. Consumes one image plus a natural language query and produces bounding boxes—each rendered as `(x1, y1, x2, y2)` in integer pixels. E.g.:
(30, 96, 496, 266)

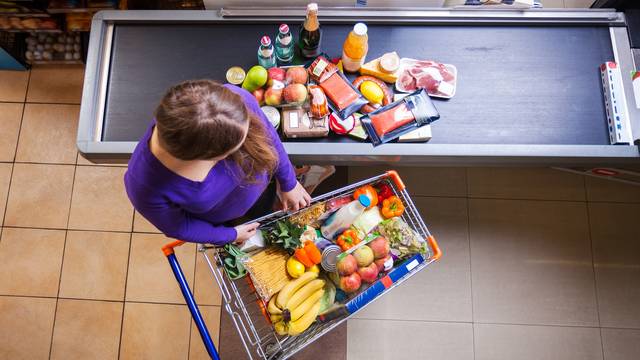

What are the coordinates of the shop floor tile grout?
(1, 224, 131, 234)
(115, 232, 133, 360)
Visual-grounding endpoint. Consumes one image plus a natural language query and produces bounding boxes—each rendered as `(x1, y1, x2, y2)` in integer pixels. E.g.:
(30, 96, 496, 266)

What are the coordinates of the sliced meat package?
(361, 89, 440, 146)
(395, 58, 457, 98)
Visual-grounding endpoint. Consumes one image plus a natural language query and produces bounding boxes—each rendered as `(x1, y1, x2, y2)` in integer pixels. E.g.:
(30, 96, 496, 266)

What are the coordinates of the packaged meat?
(282, 107, 329, 138)
(308, 85, 330, 118)
(395, 58, 457, 99)
(308, 56, 369, 119)
(361, 89, 440, 146)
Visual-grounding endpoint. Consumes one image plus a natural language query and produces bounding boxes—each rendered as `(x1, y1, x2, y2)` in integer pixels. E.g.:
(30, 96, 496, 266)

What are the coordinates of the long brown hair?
(155, 79, 278, 181)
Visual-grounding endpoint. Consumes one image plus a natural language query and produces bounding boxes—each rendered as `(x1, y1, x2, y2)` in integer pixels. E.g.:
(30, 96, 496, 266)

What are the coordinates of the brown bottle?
(298, 3, 322, 58)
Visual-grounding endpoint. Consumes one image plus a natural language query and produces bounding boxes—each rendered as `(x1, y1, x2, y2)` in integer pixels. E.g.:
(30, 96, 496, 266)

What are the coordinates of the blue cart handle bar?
(163, 240, 220, 360)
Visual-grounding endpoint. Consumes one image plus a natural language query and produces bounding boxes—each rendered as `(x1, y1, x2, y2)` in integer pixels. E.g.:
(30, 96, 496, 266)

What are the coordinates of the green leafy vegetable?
(265, 220, 303, 253)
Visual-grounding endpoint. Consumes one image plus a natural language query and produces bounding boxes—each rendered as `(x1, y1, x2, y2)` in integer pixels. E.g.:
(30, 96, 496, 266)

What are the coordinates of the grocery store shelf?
(47, 7, 113, 14)
(1, 28, 62, 33)
(0, 12, 50, 17)
(27, 59, 83, 64)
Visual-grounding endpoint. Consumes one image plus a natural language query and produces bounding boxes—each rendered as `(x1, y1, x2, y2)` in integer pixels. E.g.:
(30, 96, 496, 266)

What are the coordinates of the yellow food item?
(276, 272, 318, 308)
(285, 279, 325, 311)
(286, 257, 306, 278)
(268, 296, 282, 315)
(308, 264, 320, 274)
(274, 321, 289, 336)
(360, 81, 384, 104)
(243, 247, 290, 302)
(288, 302, 321, 336)
(290, 288, 324, 322)
(360, 56, 400, 83)
(270, 314, 282, 323)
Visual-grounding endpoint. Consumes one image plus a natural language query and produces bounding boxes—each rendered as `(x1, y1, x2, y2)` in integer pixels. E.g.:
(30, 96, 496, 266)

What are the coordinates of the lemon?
(286, 257, 306, 278)
(360, 81, 384, 104)
(307, 264, 320, 274)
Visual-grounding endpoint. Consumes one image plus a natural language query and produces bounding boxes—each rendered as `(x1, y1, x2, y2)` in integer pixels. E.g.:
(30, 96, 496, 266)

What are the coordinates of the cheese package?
(359, 52, 401, 84)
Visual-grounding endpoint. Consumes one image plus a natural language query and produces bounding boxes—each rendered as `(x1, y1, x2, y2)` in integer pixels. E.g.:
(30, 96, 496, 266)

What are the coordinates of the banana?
(287, 302, 321, 336)
(270, 314, 282, 323)
(285, 279, 325, 311)
(274, 321, 289, 336)
(290, 288, 324, 322)
(276, 272, 318, 308)
(268, 295, 282, 315)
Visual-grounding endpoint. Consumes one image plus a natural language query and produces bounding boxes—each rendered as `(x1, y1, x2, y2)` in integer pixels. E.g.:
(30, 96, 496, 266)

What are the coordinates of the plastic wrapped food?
(361, 89, 439, 146)
(241, 247, 290, 302)
(377, 217, 427, 259)
(308, 85, 330, 118)
(396, 58, 457, 99)
(289, 202, 327, 228)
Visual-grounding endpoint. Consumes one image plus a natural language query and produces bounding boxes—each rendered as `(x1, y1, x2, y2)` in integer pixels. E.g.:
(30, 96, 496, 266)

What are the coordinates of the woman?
(124, 79, 311, 245)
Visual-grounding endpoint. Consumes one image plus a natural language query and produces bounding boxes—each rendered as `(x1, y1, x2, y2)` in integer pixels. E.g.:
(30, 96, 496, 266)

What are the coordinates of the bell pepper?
(381, 196, 405, 218)
(375, 183, 394, 201)
(294, 248, 315, 268)
(353, 185, 378, 208)
(336, 229, 361, 251)
(303, 241, 322, 265)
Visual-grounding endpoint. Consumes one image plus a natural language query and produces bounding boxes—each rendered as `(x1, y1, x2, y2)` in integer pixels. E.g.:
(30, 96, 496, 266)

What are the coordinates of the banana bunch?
(268, 271, 325, 336)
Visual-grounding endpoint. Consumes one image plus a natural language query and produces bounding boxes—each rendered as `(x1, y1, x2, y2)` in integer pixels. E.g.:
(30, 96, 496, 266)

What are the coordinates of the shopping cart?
(162, 170, 442, 360)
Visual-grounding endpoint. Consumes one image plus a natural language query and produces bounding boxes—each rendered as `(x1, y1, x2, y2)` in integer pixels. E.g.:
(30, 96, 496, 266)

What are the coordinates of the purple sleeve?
(239, 87, 298, 192)
(125, 175, 237, 245)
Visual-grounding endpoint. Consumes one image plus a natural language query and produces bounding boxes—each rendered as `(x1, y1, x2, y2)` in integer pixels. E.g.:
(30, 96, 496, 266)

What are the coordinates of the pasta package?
(361, 89, 440, 146)
(240, 247, 291, 302)
(308, 56, 368, 119)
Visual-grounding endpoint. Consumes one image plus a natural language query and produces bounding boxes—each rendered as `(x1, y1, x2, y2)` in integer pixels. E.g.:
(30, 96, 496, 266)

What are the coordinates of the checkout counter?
(77, 7, 640, 165)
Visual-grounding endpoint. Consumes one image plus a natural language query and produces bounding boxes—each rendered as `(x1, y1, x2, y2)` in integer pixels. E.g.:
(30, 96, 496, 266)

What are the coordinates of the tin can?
(321, 244, 342, 273)
(226, 66, 246, 85)
(261, 106, 280, 129)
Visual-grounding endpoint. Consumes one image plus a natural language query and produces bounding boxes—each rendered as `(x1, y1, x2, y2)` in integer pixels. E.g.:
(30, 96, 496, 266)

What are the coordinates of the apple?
(252, 88, 265, 105)
(357, 262, 379, 284)
(340, 272, 361, 293)
(353, 246, 374, 267)
(336, 254, 358, 276)
(267, 67, 286, 87)
(369, 236, 390, 259)
(374, 255, 393, 273)
(286, 66, 308, 84)
(264, 87, 283, 106)
(283, 83, 307, 104)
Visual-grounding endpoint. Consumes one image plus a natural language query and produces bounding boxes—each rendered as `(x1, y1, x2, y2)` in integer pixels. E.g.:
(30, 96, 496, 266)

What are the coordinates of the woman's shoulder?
(223, 84, 261, 111)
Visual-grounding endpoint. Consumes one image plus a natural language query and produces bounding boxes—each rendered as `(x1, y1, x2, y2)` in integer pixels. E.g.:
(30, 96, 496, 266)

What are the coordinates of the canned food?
(261, 106, 280, 129)
(226, 66, 246, 85)
(321, 245, 342, 273)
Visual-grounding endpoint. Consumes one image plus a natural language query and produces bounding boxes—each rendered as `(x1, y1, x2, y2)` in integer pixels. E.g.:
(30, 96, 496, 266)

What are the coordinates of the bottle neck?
(304, 11, 319, 31)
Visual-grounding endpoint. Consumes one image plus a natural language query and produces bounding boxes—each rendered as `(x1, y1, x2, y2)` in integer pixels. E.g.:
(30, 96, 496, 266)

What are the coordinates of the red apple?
(267, 67, 286, 87)
(336, 254, 358, 276)
(264, 87, 283, 106)
(252, 88, 265, 105)
(283, 84, 307, 104)
(369, 236, 390, 259)
(340, 272, 361, 293)
(357, 262, 379, 284)
(353, 246, 374, 267)
(286, 66, 308, 84)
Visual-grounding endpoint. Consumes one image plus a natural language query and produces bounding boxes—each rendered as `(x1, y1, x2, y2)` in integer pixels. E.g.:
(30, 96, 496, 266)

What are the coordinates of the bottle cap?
(279, 24, 290, 34)
(307, 3, 318, 12)
(353, 23, 368, 36)
(357, 194, 371, 208)
(260, 36, 271, 46)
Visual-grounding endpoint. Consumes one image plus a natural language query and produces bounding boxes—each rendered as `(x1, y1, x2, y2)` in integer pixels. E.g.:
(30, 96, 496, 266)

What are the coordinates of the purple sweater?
(124, 84, 297, 245)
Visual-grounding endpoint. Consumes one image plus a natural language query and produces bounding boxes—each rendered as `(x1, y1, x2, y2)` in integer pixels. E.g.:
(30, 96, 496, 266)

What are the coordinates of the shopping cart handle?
(385, 170, 405, 191)
(427, 235, 442, 261)
(162, 240, 185, 256)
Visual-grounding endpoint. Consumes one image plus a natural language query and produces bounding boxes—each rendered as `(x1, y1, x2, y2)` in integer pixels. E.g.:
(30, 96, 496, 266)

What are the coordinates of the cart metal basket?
(162, 170, 442, 360)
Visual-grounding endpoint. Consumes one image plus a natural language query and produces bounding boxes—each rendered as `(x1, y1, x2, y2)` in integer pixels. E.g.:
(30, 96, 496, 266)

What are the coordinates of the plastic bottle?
(341, 22, 369, 72)
(275, 23, 294, 65)
(257, 35, 277, 69)
(321, 194, 371, 240)
(298, 3, 322, 58)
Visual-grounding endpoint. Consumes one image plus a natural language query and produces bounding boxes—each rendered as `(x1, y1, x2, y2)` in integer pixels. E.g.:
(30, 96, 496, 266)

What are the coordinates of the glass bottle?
(257, 35, 277, 69)
(298, 3, 322, 59)
(275, 23, 294, 65)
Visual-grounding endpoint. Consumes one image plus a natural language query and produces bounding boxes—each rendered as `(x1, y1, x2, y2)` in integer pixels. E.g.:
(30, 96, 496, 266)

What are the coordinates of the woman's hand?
(233, 222, 260, 245)
(277, 181, 311, 213)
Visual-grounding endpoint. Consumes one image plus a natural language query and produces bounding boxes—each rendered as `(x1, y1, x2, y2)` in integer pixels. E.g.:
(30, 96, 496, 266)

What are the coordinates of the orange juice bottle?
(342, 23, 368, 72)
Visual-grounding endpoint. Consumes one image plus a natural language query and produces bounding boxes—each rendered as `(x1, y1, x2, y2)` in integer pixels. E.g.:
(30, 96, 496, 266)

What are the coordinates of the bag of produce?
(360, 89, 440, 146)
(377, 217, 427, 259)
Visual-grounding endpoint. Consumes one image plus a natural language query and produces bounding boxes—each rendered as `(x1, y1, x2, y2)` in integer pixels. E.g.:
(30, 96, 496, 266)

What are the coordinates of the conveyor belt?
(103, 23, 614, 145)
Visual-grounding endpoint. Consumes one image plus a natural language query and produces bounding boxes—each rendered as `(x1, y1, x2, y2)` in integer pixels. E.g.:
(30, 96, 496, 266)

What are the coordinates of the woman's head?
(155, 80, 277, 180)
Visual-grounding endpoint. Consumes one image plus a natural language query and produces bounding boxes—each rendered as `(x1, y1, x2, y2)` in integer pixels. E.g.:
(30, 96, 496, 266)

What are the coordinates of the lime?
(360, 80, 384, 104)
(242, 65, 268, 92)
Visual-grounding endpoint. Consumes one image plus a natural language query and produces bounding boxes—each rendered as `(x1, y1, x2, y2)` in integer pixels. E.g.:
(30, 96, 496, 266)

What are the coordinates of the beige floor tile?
(59, 230, 130, 301)
(5, 163, 74, 228)
(470, 199, 598, 326)
(467, 167, 586, 201)
(194, 250, 222, 306)
(0, 228, 66, 297)
(590, 202, 640, 328)
(0, 70, 29, 102)
(0, 103, 23, 161)
(354, 197, 472, 322)
(189, 305, 221, 359)
(50, 299, 123, 360)
(120, 302, 191, 360)
(15, 104, 79, 164)
(348, 166, 467, 197)
(347, 319, 473, 360)
(0, 163, 11, 226)
(77, 152, 128, 167)
(540, 0, 565, 7)
(601, 328, 640, 360)
(68, 166, 133, 232)
(0, 296, 56, 360)
(133, 211, 161, 233)
(474, 323, 602, 360)
(126, 233, 196, 303)
(585, 176, 640, 203)
(564, 0, 593, 7)
(27, 65, 84, 104)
